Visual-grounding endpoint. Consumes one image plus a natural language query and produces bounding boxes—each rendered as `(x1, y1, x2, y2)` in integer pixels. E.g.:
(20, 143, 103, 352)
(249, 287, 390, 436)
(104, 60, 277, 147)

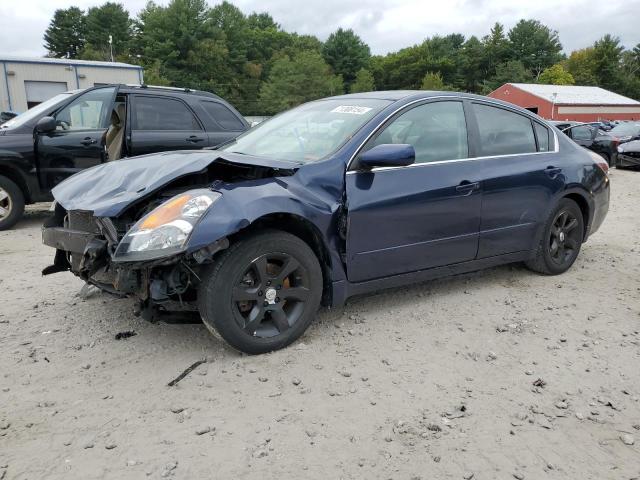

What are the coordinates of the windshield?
(610, 123, 640, 136)
(1, 92, 73, 129)
(221, 99, 392, 163)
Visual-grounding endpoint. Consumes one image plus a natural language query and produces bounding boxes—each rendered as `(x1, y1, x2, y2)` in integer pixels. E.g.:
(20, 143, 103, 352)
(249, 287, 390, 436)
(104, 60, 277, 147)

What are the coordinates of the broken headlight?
(114, 189, 221, 261)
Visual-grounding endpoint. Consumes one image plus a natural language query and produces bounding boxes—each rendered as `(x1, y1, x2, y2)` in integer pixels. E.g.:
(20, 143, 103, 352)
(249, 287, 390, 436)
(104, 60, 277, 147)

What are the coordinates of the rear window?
(133, 96, 201, 131)
(473, 103, 537, 156)
(200, 101, 245, 131)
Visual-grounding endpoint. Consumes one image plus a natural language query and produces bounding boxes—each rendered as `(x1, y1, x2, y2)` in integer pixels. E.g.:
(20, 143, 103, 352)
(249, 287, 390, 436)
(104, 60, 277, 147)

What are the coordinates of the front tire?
(198, 230, 323, 354)
(526, 198, 584, 275)
(0, 175, 25, 231)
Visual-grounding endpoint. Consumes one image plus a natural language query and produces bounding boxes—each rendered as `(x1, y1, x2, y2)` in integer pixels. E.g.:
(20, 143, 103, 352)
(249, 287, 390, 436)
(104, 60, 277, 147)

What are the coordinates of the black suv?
(0, 85, 248, 229)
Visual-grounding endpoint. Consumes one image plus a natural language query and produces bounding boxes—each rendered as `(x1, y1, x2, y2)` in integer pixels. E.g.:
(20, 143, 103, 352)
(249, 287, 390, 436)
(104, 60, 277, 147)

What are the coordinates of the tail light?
(610, 137, 620, 150)
(587, 150, 609, 175)
(595, 158, 609, 175)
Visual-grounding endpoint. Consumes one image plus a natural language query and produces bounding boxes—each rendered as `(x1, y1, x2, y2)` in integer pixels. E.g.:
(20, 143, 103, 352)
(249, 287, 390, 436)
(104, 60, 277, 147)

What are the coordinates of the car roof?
(325, 90, 540, 107)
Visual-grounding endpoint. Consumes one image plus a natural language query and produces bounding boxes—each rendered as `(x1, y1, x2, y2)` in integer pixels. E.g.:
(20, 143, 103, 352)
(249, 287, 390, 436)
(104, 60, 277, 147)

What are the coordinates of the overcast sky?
(1, 0, 638, 58)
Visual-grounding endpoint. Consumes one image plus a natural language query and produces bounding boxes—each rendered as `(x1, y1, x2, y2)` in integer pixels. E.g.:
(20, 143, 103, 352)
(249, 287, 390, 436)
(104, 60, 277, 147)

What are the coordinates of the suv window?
(133, 96, 201, 131)
(534, 122, 551, 152)
(200, 101, 244, 130)
(55, 87, 115, 131)
(570, 125, 593, 141)
(369, 101, 469, 164)
(473, 103, 536, 156)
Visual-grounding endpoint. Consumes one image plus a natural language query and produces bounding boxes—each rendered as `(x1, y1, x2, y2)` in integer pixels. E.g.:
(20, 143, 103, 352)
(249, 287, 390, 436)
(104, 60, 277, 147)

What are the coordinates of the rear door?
(195, 100, 247, 147)
(345, 99, 482, 283)
(36, 86, 117, 190)
(128, 95, 207, 156)
(468, 101, 564, 258)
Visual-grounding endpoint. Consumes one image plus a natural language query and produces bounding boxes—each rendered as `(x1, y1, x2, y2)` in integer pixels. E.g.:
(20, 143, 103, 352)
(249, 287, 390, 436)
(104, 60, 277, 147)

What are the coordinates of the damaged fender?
(187, 158, 349, 287)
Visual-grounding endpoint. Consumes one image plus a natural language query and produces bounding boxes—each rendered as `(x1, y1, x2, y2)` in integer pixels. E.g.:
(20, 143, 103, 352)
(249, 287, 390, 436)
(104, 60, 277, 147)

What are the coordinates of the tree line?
(43, 0, 640, 115)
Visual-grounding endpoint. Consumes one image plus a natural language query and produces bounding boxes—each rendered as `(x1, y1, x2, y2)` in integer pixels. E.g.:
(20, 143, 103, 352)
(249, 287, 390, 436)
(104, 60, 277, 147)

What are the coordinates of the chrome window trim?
(345, 95, 559, 173)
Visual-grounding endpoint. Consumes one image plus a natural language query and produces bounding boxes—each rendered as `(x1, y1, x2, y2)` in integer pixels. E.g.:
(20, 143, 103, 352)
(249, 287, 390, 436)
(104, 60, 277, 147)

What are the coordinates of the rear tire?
(526, 198, 584, 275)
(0, 175, 25, 231)
(198, 230, 323, 354)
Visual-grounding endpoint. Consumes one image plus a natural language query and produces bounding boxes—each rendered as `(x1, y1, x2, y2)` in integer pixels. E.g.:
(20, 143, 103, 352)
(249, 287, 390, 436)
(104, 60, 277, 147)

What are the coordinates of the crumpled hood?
(52, 150, 299, 217)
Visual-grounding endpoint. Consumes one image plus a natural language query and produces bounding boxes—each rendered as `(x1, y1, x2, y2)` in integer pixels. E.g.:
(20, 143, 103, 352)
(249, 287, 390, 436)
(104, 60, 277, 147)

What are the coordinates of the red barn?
(488, 83, 640, 122)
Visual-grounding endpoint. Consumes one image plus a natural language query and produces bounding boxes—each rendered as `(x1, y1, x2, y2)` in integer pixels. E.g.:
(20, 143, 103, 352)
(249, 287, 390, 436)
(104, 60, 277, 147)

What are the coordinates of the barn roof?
(509, 83, 640, 106)
(0, 55, 142, 70)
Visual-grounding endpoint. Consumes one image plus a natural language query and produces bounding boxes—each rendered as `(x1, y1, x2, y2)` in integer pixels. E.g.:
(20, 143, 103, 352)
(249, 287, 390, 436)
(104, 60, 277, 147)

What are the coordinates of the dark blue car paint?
(50, 91, 610, 307)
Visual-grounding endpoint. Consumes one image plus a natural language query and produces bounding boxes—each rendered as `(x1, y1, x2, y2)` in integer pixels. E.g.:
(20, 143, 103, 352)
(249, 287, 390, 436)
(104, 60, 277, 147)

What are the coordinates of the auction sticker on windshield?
(331, 105, 373, 115)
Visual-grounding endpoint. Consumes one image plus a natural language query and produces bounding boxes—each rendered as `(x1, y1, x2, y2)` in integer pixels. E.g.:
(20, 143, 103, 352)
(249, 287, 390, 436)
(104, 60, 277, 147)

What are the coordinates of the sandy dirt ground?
(0, 170, 639, 480)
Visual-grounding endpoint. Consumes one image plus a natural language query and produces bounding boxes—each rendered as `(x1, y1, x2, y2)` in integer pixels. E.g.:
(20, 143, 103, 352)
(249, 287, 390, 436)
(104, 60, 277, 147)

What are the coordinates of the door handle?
(544, 166, 562, 177)
(80, 137, 97, 146)
(456, 181, 479, 195)
(186, 136, 205, 143)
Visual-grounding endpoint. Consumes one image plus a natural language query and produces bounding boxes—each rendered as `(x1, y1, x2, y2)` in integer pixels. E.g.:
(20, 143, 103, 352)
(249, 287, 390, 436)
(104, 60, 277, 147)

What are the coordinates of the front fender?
(186, 176, 345, 281)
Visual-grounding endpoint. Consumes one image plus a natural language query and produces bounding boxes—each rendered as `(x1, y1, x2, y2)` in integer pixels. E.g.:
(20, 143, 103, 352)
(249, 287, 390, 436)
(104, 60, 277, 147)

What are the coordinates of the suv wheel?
(526, 198, 584, 275)
(0, 175, 25, 231)
(198, 230, 323, 354)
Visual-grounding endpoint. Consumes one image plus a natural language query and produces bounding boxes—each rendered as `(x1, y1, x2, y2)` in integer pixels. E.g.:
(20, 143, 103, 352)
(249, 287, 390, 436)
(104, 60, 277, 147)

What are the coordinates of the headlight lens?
(114, 189, 221, 261)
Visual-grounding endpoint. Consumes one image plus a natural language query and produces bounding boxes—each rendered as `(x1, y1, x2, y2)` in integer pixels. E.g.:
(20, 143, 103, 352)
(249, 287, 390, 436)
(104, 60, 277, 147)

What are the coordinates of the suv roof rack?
(119, 84, 220, 100)
(125, 84, 194, 92)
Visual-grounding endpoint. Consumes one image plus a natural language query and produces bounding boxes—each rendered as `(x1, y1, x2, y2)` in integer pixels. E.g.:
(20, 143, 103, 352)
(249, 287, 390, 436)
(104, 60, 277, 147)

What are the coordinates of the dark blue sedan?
(42, 91, 610, 354)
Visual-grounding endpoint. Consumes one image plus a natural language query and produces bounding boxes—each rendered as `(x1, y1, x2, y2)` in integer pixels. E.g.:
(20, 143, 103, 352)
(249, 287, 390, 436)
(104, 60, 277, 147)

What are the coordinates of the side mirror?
(35, 116, 56, 134)
(358, 144, 415, 169)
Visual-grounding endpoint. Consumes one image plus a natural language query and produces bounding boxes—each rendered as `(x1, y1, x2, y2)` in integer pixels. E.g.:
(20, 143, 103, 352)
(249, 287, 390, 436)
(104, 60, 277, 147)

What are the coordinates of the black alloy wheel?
(198, 230, 323, 354)
(548, 209, 582, 267)
(526, 198, 584, 275)
(232, 252, 311, 338)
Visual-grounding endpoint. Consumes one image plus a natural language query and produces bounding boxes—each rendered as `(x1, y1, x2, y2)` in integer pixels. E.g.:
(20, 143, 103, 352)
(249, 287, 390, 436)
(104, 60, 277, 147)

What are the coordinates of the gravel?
(0, 171, 638, 479)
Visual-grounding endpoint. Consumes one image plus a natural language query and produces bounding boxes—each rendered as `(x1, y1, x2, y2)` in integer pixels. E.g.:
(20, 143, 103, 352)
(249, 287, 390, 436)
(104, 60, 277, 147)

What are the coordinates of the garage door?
(25, 81, 68, 109)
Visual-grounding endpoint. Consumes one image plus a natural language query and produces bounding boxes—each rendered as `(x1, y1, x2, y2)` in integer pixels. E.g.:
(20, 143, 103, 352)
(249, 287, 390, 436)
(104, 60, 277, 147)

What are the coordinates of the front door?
(566, 124, 596, 149)
(36, 86, 117, 190)
(345, 100, 482, 283)
(128, 95, 207, 156)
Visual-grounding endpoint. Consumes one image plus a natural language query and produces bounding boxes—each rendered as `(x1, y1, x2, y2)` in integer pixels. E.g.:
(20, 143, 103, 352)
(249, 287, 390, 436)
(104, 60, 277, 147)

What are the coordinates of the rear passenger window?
(200, 101, 245, 130)
(369, 101, 469, 164)
(534, 123, 551, 152)
(473, 104, 536, 156)
(133, 96, 200, 131)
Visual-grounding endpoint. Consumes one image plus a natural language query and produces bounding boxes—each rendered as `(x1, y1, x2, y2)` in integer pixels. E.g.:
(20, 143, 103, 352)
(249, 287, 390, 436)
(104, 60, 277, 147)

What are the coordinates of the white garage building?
(0, 56, 143, 113)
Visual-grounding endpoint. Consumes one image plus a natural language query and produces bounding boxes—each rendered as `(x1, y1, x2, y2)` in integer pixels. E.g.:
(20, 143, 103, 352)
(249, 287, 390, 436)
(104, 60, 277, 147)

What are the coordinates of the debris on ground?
(115, 331, 137, 340)
(167, 359, 207, 387)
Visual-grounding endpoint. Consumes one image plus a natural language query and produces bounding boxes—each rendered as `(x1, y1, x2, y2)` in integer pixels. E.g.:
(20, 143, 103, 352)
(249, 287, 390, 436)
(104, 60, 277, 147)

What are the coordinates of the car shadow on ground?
(73, 261, 535, 358)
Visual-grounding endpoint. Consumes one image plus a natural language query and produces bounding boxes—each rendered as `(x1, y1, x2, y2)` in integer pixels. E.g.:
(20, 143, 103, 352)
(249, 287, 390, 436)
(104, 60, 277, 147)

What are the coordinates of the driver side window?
(369, 101, 469, 163)
(55, 87, 115, 131)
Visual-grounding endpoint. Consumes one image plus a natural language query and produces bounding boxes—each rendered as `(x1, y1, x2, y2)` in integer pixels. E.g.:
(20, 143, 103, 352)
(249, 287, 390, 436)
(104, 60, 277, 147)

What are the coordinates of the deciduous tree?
(350, 68, 375, 93)
(260, 51, 343, 114)
(538, 64, 575, 85)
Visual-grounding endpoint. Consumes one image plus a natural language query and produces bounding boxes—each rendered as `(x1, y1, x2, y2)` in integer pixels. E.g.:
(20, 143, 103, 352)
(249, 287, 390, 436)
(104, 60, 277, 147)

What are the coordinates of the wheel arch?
(0, 164, 31, 203)
(229, 212, 335, 306)
(561, 190, 590, 239)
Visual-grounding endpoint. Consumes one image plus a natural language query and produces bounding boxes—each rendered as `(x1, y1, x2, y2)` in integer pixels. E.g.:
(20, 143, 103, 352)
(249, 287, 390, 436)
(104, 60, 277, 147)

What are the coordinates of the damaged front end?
(42, 203, 229, 320)
(41, 151, 299, 320)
